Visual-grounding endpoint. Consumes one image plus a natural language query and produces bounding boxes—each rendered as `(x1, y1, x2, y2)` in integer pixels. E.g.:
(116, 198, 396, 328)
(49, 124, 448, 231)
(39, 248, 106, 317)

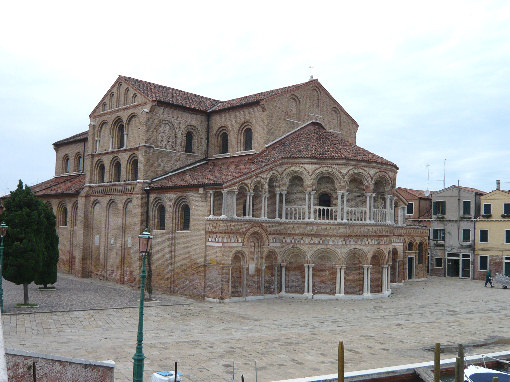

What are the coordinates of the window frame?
(504, 203, 510, 215)
(479, 255, 489, 271)
(462, 200, 471, 216)
(434, 257, 443, 268)
(406, 202, 414, 215)
(483, 203, 492, 215)
(432, 228, 445, 241)
(462, 228, 471, 243)
(505, 229, 510, 244)
(479, 229, 489, 243)
(433, 200, 446, 215)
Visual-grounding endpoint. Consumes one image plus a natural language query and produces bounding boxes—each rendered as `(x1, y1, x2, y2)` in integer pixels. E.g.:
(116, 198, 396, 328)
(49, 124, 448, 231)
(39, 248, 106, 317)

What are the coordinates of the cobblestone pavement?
(3, 276, 510, 382)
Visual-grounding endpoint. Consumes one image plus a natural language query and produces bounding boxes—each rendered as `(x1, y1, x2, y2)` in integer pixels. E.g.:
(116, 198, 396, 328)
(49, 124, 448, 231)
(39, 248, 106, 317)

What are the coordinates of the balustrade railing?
(373, 209, 387, 223)
(314, 206, 337, 221)
(346, 207, 367, 222)
(285, 206, 306, 221)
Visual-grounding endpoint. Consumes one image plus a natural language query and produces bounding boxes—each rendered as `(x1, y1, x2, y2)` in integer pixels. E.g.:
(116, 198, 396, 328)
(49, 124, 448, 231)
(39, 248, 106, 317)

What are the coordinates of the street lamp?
(132, 229, 153, 382)
(0, 222, 8, 313)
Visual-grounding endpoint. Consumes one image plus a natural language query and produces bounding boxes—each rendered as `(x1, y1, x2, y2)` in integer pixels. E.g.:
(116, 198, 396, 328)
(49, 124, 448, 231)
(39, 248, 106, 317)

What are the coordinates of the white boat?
(465, 364, 510, 382)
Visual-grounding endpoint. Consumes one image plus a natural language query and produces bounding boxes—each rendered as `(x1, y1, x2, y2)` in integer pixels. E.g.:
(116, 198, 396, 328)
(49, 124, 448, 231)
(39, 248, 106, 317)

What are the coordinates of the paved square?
(2, 275, 509, 381)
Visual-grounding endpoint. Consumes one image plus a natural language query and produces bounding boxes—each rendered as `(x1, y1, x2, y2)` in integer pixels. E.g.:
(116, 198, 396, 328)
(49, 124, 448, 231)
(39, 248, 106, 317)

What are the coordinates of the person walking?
(485, 270, 493, 287)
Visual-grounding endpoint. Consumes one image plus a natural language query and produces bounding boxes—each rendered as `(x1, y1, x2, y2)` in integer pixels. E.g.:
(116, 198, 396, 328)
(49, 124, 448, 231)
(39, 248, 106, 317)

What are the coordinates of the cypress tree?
(1, 180, 44, 305)
(34, 202, 59, 288)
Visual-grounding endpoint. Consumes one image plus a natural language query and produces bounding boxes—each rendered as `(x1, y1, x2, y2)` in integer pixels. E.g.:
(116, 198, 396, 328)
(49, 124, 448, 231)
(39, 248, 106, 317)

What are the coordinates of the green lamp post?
(132, 229, 153, 382)
(0, 222, 8, 313)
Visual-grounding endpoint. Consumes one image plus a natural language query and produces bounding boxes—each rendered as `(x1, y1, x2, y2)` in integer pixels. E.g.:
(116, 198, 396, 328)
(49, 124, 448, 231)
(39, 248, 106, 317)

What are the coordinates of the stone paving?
(2, 274, 510, 382)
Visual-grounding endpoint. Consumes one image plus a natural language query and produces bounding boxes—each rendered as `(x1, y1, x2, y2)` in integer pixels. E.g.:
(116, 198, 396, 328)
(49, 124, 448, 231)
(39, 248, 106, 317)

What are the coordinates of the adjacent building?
(8, 76, 429, 300)
(429, 185, 485, 278)
(474, 181, 510, 279)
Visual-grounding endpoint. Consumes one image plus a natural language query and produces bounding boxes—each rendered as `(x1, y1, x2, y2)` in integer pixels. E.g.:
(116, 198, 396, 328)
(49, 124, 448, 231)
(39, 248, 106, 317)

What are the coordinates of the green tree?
(0, 180, 48, 304)
(34, 202, 59, 288)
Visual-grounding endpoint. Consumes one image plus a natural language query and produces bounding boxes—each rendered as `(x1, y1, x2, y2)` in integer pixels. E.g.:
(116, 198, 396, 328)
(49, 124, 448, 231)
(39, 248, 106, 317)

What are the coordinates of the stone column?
(387, 265, 391, 292)
(365, 193, 370, 222)
(221, 190, 227, 218)
(363, 265, 370, 295)
(209, 191, 214, 217)
(367, 265, 372, 294)
(245, 192, 250, 217)
(248, 192, 254, 217)
(335, 265, 341, 295)
(263, 194, 268, 218)
(340, 266, 345, 295)
(304, 264, 309, 295)
(305, 192, 309, 220)
(343, 191, 348, 221)
(310, 191, 316, 220)
(337, 192, 343, 222)
(281, 263, 286, 294)
(308, 264, 314, 295)
(233, 191, 238, 218)
(275, 190, 280, 220)
(370, 193, 375, 222)
(242, 265, 247, 298)
(274, 265, 278, 295)
(282, 191, 287, 220)
(261, 264, 265, 295)
(382, 265, 388, 292)
(229, 266, 232, 297)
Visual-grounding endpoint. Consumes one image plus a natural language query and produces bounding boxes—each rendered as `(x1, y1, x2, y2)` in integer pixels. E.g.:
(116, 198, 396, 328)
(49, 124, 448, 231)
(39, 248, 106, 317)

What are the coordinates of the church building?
(28, 76, 428, 300)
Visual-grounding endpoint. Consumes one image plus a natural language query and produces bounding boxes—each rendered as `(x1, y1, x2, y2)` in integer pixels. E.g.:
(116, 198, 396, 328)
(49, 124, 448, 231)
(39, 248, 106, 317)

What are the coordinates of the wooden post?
(434, 343, 440, 382)
(458, 344, 465, 375)
(454, 357, 460, 382)
(174, 361, 177, 382)
(338, 341, 344, 382)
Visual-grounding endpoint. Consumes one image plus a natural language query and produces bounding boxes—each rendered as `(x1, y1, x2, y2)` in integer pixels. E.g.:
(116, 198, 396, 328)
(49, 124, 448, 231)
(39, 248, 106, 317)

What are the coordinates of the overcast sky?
(1, 0, 509, 195)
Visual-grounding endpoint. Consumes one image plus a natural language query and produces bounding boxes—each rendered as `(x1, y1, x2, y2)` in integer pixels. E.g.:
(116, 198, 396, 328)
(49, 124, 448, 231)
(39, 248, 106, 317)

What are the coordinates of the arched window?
(102, 102, 107, 112)
(407, 242, 414, 251)
(124, 88, 130, 106)
(96, 124, 104, 152)
(185, 131, 193, 153)
(132, 93, 137, 104)
(181, 204, 191, 230)
(318, 193, 331, 207)
(113, 121, 125, 149)
(75, 154, 83, 172)
(157, 205, 166, 230)
(243, 128, 253, 151)
(97, 162, 105, 183)
(58, 203, 68, 226)
(220, 132, 228, 154)
(129, 158, 138, 181)
(116, 83, 122, 108)
(63, 156, 70, 173)
(109, 93, 114, 109)
(112, 160, 121, 182)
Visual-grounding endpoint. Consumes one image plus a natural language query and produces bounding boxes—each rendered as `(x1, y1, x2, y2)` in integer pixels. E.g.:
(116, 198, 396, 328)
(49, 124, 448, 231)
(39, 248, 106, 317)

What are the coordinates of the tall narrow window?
(406, 202, 414, 215)
(479, 229, 489, 243)
(462, 229, 471, 242)
(129, 159, 138, 181)
(182, 204, 191, 230)
(65, 158, 70, 173)
(113, 161, 121, 182)
(185, 132, 193, 153)
(483, 203, 492, 215)
(244, 128, 253, 151)
(157, 205, 166, 230)
(462, 200, 471, 216)
(504, 203, 510, 215)
(98, 163, 105, 183)
(407, 242, 414, 251)
(124, 88, 130, 106)
(220, 132, 228, 154)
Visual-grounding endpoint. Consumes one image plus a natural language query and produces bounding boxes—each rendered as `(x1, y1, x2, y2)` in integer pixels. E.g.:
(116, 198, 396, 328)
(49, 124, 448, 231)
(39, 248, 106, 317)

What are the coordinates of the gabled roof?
(53, 131, 88, 147)
(433, 185, 486, 195)
(151, 122, 396, 189)
(121, 76, 220, 112)
(396, 187, 432, 200)
(31, 174, 85, 196)
(481, 189, 510, 198)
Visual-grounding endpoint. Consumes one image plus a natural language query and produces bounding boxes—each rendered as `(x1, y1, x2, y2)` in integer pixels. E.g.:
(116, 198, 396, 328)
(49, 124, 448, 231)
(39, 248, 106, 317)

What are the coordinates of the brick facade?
(26, 76, 427, 300)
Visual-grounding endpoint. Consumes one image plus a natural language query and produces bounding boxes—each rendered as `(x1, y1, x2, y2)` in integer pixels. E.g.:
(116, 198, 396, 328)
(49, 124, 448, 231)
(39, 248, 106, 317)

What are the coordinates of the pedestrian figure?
(485, 270, 493, 287)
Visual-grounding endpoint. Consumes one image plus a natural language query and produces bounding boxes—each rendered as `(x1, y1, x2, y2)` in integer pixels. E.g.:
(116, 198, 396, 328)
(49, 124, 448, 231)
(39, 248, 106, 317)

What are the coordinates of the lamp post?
(0, 222, 8, 313)
(132, 229, 152, 382)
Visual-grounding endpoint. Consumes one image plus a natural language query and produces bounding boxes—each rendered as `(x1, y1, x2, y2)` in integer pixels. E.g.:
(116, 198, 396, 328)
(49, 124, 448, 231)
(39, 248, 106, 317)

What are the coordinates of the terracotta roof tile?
(396, 187, 432, 199)
(53, 131, 88, 146)
(121, 76, 220, 112)
(209, 80, 317, 112)
(31, 174, 85, 196)
(151, 122, 397, 189)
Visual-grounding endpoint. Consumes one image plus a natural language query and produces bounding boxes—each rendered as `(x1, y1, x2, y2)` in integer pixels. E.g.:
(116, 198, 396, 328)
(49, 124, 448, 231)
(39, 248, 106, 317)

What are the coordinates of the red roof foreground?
(151, 122, 397, 189)
(31, 174, 85, 196)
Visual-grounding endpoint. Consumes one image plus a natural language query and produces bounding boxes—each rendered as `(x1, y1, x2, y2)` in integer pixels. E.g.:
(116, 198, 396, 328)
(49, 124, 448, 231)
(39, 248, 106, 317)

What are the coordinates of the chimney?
(497, 180, 501, 190)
